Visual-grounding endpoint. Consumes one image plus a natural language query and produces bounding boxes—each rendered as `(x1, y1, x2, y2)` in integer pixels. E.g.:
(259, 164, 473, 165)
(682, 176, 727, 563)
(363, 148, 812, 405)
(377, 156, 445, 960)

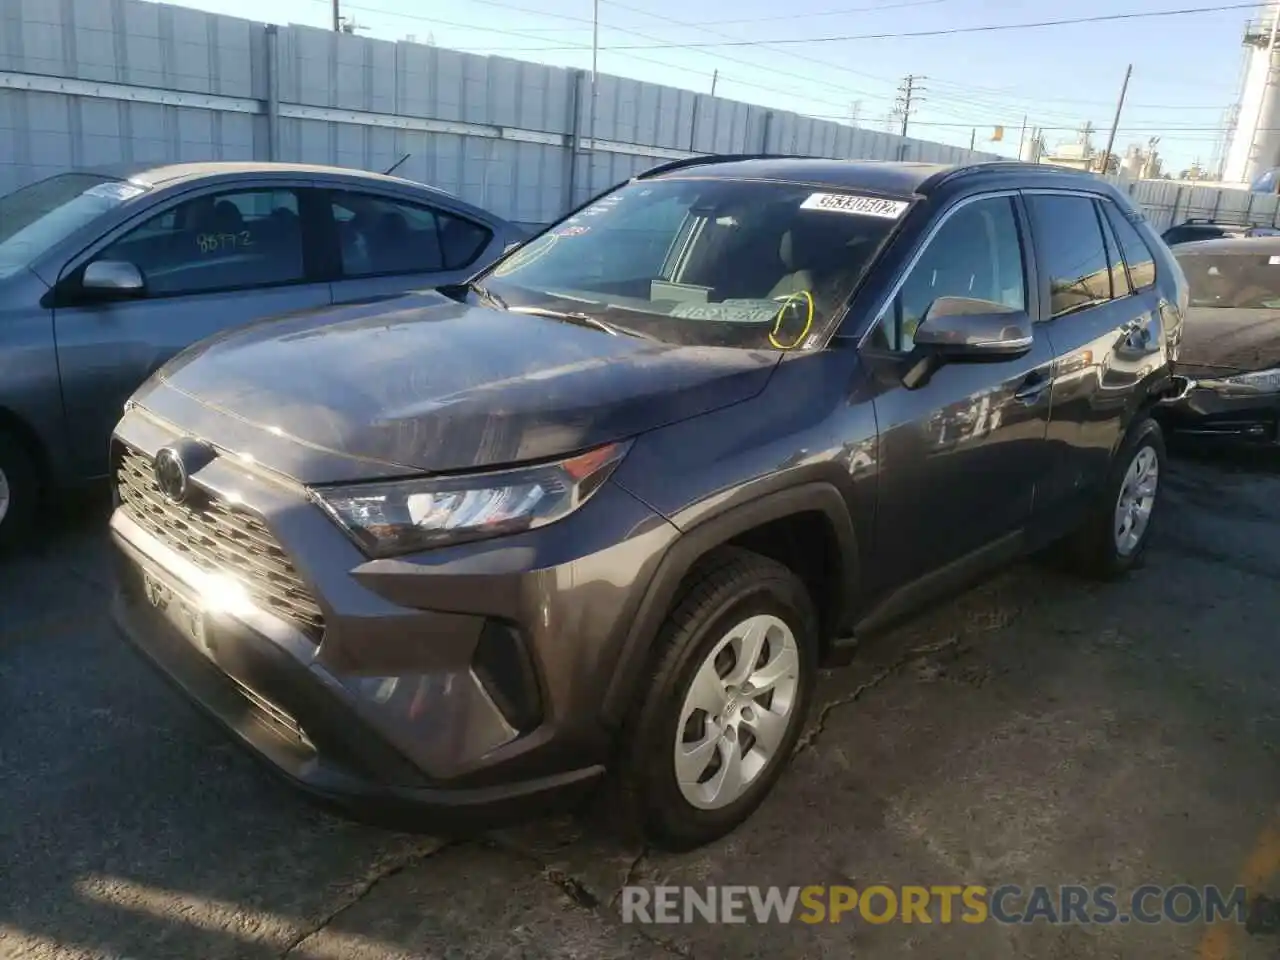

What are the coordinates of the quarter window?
(1101, 201, 1157, 291)
(1026, 194, 1113, 317)
(330, 192, 492, 277)
(93, 188, 304, 296)
(874, 195, 1026, 352)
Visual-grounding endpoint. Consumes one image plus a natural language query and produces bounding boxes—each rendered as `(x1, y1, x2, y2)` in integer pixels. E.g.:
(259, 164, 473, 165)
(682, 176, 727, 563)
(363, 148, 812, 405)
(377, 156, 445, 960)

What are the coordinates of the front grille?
(115, 444, 326, 642)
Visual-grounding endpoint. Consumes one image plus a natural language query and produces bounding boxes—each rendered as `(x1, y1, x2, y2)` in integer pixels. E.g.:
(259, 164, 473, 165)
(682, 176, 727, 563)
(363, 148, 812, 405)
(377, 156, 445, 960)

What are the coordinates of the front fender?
(598, 481, 859, 727)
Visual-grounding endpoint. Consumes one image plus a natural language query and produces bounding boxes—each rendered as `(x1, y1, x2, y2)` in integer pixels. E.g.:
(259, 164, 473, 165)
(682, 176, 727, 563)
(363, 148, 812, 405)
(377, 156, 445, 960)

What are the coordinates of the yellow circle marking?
(769, 290, 815, 350)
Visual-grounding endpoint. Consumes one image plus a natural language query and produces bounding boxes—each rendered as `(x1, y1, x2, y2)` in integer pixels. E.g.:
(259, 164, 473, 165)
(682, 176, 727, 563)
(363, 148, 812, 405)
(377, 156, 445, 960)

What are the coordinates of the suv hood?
(141, 293, 779, 482)
(1175, 306, 1280, 377)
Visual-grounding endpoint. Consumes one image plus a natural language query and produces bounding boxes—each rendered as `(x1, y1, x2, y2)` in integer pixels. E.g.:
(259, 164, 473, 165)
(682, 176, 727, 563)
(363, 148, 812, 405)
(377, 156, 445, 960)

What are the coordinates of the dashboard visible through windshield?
(478, 177, 907, 350)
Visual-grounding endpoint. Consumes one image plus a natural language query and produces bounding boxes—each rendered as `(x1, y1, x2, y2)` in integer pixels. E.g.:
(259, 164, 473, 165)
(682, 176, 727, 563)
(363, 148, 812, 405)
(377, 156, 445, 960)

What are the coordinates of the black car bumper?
(1158, 380, 1280, 445)
(111, 525, 605, 833)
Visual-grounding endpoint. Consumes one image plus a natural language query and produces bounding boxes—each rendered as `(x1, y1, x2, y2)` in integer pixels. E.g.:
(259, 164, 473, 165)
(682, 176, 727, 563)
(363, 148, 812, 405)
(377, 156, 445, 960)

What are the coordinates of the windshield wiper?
(508, 306, 649, 339)
(468, 281, 509, 311)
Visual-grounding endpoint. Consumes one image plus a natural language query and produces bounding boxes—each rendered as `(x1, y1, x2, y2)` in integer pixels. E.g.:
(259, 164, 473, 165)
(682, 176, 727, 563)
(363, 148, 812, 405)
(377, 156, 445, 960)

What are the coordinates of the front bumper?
(108, 405, 679, 830)
(1158, 377, 1280, 445)
(111, 516, 604, 831)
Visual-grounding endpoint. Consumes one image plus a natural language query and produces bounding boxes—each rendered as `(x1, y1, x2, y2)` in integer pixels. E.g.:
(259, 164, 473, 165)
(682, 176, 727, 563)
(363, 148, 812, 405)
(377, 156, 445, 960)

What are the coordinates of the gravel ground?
(2, 447, 1279, 960)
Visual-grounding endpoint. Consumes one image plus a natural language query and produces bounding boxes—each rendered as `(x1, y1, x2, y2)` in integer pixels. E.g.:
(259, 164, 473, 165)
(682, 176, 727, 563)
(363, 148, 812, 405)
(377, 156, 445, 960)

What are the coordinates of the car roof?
(1170, 235, 1280, 254)
(637, 155, 1105, 198)
(83, 160, 460, 198)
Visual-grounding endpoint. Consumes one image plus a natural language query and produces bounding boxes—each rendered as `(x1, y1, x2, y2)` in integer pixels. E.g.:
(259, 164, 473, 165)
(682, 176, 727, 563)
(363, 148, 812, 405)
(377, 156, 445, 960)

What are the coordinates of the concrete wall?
(0, 0, 1000, 227)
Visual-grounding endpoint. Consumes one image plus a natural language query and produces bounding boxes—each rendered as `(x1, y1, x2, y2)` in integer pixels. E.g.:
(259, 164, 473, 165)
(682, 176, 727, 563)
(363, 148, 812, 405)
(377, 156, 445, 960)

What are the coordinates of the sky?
(154, 0, 1263, 173)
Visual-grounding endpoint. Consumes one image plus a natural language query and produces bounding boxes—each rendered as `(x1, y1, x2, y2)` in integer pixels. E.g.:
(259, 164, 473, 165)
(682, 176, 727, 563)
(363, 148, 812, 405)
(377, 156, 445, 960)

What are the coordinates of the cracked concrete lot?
(3, 448, 1280, 960)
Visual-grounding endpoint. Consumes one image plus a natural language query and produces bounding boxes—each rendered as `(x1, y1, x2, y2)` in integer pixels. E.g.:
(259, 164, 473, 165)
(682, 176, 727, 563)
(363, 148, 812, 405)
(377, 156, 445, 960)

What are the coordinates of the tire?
(614, 546, 818, 851)
(1063, 415, 1166, 580)
(0, 429, 39, 556)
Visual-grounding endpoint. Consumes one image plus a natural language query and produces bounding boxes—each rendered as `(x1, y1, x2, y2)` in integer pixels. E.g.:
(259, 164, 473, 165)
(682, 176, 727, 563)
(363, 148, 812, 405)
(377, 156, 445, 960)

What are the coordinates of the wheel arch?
(599, 482, 860, 728)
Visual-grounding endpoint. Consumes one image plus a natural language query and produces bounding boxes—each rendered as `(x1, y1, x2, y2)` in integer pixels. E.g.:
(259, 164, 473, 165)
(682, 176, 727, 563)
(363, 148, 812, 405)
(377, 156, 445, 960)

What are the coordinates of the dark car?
(0, 162, 520, 550)
(1161, 218, 1280, 247)
(1158, 235, 1280, 443)
(108, 156, 1183, 851)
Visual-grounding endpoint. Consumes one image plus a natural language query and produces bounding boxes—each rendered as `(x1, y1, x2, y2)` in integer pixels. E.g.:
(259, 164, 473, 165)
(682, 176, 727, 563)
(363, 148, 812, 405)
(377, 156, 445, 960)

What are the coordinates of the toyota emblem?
(154, 447, 189, 504)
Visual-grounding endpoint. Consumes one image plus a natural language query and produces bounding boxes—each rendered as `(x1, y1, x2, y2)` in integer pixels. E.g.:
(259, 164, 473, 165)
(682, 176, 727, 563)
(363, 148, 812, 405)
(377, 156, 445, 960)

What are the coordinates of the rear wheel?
(615, 548, 818, 851)
(1064, 416, 1165, 579)
(0, 429, 38, 555)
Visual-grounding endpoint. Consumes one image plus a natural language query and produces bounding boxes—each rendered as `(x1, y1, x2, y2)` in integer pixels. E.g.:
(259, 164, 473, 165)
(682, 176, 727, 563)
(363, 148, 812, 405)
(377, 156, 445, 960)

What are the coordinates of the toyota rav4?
(109, 156, 1184, 851)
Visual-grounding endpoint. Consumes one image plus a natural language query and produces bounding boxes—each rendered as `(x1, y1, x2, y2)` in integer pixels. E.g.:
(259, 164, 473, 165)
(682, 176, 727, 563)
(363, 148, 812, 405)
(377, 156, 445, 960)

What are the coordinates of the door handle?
(1013, 374, 1050, 404)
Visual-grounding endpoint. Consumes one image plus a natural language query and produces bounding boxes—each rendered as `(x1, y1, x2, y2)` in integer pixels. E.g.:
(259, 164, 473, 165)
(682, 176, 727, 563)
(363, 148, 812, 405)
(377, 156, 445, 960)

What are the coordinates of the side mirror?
(81, 260, 145, 299)
(913, 296, 1033, 360)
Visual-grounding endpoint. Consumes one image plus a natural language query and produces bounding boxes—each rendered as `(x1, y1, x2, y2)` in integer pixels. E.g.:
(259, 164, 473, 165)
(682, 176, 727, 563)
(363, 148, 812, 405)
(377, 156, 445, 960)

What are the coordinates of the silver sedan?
(0, 161, 523, 549)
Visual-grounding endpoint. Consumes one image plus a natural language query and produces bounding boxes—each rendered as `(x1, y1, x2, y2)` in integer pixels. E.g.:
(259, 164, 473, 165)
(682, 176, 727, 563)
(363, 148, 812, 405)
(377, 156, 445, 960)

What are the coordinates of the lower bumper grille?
(115, 444, 326, 642)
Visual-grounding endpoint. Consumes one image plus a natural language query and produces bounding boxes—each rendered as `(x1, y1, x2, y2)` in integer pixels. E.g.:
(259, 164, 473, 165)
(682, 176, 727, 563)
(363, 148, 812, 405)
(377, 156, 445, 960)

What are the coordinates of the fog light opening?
(472, 620, 543, 734)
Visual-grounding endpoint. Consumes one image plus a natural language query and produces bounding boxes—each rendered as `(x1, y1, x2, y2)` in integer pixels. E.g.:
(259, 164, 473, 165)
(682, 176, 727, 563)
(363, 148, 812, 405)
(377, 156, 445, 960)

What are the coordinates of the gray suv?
(0, 161, 518, 550)
(109, 156, 1184, 850)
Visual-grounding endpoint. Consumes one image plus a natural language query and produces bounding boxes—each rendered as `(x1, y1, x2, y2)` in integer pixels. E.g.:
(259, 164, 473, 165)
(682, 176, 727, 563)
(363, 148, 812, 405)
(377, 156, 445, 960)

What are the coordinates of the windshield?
(0, 173, 149, 278)
(1177, 251, 1280, 309)
(479, 177, 905, 350)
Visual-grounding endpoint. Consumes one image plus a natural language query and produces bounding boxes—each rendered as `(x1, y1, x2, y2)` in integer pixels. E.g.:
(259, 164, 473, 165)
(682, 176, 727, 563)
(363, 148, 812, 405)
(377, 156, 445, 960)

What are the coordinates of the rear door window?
(330, 192, 493, 277)
(1102, 202, 1158, 291)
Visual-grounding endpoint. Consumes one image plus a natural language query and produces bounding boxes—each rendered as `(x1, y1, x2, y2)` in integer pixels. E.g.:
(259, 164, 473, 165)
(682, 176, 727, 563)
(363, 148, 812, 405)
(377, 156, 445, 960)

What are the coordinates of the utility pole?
(1101, 63, 1133, 175)
(894, 74, 924, 139)
(969, 128, 976, 150)
(1016, 114, 1027, 159)
(710, 69, 718, 97)
(332, 0, 340, 31)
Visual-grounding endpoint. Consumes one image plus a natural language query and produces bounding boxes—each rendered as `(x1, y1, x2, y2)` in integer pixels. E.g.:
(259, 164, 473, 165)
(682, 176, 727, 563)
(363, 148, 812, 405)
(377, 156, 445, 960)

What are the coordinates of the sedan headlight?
(311, 441, 630, 558)
(1216, 368, 1280, 393)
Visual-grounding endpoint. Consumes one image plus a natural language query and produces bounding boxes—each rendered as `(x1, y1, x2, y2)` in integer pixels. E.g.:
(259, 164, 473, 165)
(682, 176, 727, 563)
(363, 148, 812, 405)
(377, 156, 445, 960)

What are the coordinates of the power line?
(629, 0, 954, 28)
(481, 2, 1271, 52)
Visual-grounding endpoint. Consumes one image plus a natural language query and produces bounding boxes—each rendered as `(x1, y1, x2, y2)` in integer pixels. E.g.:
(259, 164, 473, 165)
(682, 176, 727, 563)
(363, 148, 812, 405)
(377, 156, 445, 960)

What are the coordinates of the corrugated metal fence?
(0, 0, 1002, 227)
(1112, 177, 1280, 232)
(2, 0, 1274, 231)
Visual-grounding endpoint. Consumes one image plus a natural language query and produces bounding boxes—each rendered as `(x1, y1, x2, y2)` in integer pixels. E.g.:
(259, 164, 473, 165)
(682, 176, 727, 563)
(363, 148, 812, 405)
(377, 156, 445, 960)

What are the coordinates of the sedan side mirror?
(82, 260, 146, 299)
(913, 296, 1033, 360)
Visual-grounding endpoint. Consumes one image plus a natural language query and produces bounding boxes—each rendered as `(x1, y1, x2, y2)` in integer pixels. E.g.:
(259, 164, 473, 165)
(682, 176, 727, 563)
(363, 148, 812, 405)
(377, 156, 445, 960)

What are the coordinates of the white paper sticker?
(1269, 255, 1280, 265)
(800, 192, 909, 218)
(83, 181, 147, 202)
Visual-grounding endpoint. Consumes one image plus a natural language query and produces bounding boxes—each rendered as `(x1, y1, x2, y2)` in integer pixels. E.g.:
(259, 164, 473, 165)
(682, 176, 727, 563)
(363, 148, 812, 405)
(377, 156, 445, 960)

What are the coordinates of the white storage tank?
(1224, 4, 1280, 184)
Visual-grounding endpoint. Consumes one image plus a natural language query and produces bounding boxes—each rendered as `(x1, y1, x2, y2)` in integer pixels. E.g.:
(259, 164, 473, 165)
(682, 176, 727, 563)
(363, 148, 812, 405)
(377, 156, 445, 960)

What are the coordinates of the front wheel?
(1064, 416, 1166, 579)
(616, 548, 818, 851)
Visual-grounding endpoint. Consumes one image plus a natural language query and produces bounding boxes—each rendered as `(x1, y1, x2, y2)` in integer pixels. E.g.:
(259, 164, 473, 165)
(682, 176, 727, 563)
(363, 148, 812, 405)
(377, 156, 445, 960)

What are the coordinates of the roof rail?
(634, 153, 815, 179)
(919, 159, 1103, 193)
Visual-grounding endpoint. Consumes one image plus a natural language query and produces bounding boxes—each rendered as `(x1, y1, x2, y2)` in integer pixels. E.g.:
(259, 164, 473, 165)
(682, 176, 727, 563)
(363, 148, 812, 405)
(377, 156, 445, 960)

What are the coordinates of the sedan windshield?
(1178, 251, 1280, 309)
(0, 173, 149, 278)
(480, 177, 906, 350)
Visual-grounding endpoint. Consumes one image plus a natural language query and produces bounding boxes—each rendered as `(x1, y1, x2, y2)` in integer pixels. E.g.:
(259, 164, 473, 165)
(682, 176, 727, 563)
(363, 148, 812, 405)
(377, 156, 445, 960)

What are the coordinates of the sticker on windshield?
(1269, 255, 1280, 265)
(83, 181, 147, 202)
(800, 192, 908, 219)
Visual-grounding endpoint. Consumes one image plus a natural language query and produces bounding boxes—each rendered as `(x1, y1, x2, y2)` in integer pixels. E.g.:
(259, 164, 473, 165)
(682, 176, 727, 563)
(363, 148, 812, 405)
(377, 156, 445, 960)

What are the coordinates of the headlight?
(311, 441, 630, 558)
(1216, 368, 1280, 393)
